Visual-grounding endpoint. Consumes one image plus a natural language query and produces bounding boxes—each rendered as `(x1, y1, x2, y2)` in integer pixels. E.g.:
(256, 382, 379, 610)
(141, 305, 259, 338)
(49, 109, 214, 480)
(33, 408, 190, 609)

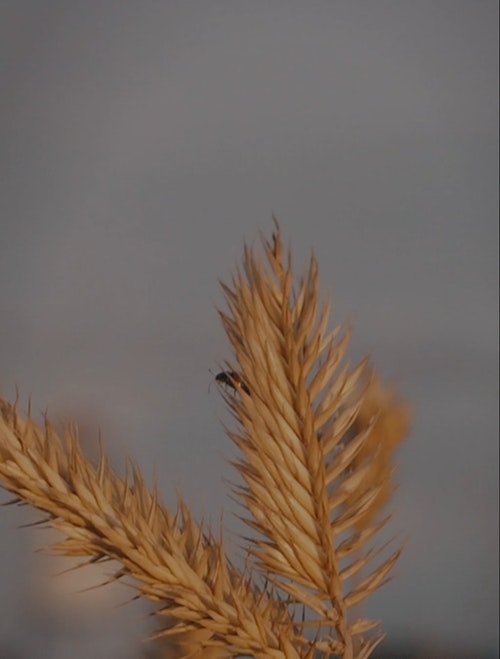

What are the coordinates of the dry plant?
(0, 223, 409, 658)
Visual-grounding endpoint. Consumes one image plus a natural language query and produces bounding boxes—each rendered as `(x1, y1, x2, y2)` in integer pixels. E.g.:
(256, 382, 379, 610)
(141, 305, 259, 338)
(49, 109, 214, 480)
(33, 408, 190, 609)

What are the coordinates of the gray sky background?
(0, 2, 498, 658)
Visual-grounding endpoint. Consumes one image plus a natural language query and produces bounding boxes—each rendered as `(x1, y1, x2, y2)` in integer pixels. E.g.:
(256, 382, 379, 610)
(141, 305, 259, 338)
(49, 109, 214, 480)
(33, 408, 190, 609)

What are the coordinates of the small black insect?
(212, 370, 250, 395)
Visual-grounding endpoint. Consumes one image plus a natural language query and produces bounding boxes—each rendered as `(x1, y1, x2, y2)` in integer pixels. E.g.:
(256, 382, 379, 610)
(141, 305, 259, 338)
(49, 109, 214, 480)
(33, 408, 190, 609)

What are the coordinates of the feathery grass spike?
(219, 223, 409, 657)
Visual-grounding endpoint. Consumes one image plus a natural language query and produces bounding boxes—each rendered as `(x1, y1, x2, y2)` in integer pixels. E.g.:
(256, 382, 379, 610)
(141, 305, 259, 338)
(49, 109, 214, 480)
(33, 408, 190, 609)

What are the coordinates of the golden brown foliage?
(0, 223, 409, 658)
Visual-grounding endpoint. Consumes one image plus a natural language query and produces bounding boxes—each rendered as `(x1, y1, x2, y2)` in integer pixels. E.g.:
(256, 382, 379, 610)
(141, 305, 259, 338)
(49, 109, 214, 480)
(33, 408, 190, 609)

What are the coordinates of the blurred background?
(0, 2, 498, 658)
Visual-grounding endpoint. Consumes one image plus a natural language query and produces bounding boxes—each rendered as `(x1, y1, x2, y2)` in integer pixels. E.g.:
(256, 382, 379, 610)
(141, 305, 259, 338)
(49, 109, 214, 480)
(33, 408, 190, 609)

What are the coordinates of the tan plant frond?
(217, 221, 408, 656)
(1, 222, 409, 658)
(0, 399, 304, 659)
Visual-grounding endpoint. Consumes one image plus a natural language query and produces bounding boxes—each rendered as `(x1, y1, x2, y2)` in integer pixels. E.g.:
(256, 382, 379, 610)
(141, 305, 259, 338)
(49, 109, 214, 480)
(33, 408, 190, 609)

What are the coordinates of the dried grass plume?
(0, 222, 409, 658)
